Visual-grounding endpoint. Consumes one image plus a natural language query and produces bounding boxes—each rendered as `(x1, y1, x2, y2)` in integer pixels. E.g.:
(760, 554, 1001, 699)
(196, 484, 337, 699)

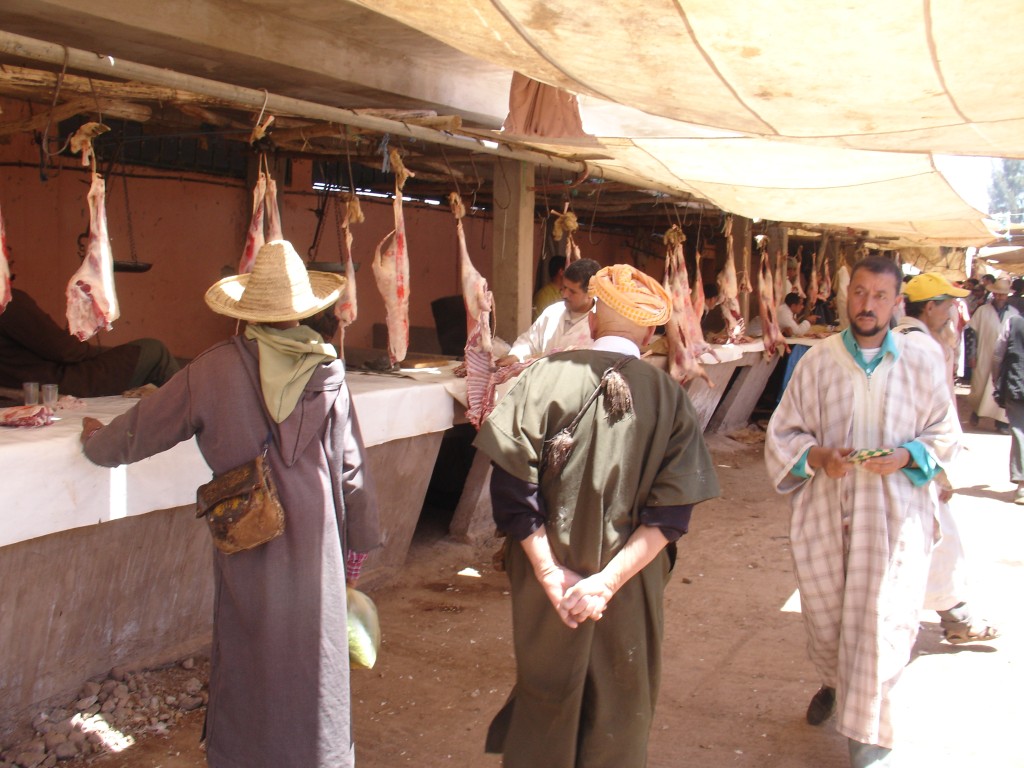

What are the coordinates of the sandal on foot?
(944, 623, 999, 645)
(806, 685, 836, 725)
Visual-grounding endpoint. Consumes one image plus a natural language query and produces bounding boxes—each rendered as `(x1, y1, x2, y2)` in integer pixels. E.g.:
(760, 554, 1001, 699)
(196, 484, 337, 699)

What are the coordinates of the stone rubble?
(0, 657, 209, 767)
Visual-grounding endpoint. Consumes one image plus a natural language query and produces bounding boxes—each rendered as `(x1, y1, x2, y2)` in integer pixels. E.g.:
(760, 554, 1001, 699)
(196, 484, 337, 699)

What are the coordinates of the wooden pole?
(491, 159, 535, 342)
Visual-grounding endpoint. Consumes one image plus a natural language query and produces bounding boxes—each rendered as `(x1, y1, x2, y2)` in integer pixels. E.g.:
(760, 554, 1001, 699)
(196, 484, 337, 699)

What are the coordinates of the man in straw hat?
(897, 273, 998, 643)
(967, 276, 1019, 431)
(80, 240, 381, 768)
(475, 264, 720, 768)
(766, 257, 962, 767)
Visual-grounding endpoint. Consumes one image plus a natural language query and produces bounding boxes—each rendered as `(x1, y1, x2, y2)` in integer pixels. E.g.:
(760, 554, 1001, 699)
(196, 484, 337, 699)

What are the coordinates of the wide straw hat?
(205, 240, 345, 322)
(902, 273, 970, 303)
(588, 264, 671, 326)
(990, 278, 1012, 295)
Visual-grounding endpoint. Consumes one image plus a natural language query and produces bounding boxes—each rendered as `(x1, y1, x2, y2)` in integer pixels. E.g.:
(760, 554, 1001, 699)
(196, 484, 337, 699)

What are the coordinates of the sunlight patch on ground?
(780, 588, 801, 614)
(72, 713, 135, 753)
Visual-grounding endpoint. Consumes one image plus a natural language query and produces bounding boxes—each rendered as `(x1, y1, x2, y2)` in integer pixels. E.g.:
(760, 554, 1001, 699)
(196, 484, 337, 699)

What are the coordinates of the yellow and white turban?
(588, 264, 671, 327)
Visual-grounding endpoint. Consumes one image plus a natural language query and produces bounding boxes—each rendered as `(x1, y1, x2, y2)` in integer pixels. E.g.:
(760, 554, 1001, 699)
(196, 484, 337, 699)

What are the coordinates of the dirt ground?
(76, 395, 1024, 768)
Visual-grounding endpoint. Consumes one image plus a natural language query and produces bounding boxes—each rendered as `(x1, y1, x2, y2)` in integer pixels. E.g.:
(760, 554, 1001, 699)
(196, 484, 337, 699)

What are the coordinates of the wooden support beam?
(491, 159, 535, 342)
(707, 353, 781, 433)
(0, 96, 151, 136)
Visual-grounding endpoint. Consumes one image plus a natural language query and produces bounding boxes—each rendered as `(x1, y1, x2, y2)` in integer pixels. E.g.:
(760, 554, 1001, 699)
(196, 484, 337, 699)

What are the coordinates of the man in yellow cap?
(475, 264, 720, 768)
(897, 273, 998, 644)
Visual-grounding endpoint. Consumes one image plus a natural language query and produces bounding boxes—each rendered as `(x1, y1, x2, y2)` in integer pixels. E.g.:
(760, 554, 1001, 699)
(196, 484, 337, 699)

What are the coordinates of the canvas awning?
(350, 0, 1024, 158)
(1, 0, 1018, 246)
(350, 0, 1019, 244)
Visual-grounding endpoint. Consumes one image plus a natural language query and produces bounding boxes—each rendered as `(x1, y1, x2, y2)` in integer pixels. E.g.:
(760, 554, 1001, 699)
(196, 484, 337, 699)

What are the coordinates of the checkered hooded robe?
(765, 331, 961, 748)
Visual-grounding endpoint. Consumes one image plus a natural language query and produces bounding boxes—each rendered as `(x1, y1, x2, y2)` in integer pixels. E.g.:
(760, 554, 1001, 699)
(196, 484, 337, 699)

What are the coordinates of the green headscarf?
(245, 324, 337, 422)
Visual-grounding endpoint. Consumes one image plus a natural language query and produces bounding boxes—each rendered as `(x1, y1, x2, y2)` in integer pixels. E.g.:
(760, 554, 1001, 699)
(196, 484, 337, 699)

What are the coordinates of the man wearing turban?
(475, 264, 720, 768)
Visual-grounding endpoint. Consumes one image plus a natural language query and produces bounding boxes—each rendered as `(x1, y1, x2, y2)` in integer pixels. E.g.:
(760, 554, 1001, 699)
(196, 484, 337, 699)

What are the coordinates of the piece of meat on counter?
(0, 404, 53, 427)
(66, 172, 120, 341)
(0, 199, 11, 314)
(372, 149, 412, 366)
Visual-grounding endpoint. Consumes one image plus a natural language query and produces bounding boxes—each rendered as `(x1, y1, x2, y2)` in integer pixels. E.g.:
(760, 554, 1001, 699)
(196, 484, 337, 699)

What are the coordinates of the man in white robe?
(765, 257, 961, 768)
(497, 259, 599, 365)
(967, 278, 1018, 431)
(897, 274, 998, 644)
(777, 292, 817, 337)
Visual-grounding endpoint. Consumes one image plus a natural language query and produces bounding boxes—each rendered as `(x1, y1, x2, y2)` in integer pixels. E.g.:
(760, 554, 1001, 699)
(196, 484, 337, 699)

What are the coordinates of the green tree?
(988, 159, 1024, 216)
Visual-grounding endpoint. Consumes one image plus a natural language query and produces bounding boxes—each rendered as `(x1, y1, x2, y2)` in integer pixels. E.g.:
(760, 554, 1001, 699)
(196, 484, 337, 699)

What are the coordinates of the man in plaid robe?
(765, 256, 961, 767)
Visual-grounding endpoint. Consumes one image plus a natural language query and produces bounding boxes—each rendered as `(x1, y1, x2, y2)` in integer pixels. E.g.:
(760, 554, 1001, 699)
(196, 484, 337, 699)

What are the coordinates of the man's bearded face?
(847, 269, 901, 341)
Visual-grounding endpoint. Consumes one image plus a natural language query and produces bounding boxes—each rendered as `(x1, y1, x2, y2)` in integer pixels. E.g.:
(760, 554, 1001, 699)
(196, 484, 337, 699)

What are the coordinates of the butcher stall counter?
(0, 367, 458, 732)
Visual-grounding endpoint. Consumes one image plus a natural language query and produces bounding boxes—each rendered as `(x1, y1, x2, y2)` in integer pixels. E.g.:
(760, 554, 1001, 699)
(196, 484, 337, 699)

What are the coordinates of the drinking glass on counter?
(22, 382, 40, 405)
(41, 384, 59, 409)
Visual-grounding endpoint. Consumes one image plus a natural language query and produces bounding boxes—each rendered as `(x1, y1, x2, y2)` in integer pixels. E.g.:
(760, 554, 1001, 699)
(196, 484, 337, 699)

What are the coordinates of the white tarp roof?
(351, 0, 1021, 245)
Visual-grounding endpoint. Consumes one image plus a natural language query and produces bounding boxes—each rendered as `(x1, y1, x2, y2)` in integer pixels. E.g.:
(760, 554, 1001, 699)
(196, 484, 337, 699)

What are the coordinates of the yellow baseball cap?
(902, 273, 969, 303)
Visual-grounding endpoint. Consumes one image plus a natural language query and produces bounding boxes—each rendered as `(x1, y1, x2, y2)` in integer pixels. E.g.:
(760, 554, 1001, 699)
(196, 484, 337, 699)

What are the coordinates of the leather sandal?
(945, 623, 999, 645)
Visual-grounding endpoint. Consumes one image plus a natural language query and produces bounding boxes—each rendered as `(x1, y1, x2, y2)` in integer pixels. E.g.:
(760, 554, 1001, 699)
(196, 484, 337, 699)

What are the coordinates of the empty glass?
(41, 384, 59, 409)
(22, 382, 39, 405)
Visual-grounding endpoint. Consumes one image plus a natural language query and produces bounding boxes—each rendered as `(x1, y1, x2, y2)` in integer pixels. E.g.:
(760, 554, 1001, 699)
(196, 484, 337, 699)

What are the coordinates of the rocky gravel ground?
(0, 658, 209, 768)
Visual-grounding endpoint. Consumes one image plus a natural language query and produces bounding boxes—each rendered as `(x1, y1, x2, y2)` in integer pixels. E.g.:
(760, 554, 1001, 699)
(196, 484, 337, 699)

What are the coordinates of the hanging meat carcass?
(265, 174, 283, 242)
(663, 225, 714, 386)
(66, 172, 120, 341)
(0, 200, 11, 315)
(757, 237, 789, 360)
(806, 242, 823, 309)
(372, 148, 412, 366)
(812, 233, 831, 311)
(792, 246, 806, 298)
(239, 159, 285, 275)
(462, 323, 497, 428)
(691, 244, 706, 320)
(716, 217, 746, 343)
(460, 328, 531, 429)
(772, 233, 787, 306)
(739, 233, 754, 296)
(450, 191, 498, 426)
(821, 253, 832, 311)
(450, 193, 494, 353)
(239, 172, 267, 274)
(334, 195, 363, 349)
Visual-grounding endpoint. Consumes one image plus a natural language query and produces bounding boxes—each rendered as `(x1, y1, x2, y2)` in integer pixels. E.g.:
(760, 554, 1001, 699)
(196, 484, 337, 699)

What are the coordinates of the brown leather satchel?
(196, 449, 285, 555)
